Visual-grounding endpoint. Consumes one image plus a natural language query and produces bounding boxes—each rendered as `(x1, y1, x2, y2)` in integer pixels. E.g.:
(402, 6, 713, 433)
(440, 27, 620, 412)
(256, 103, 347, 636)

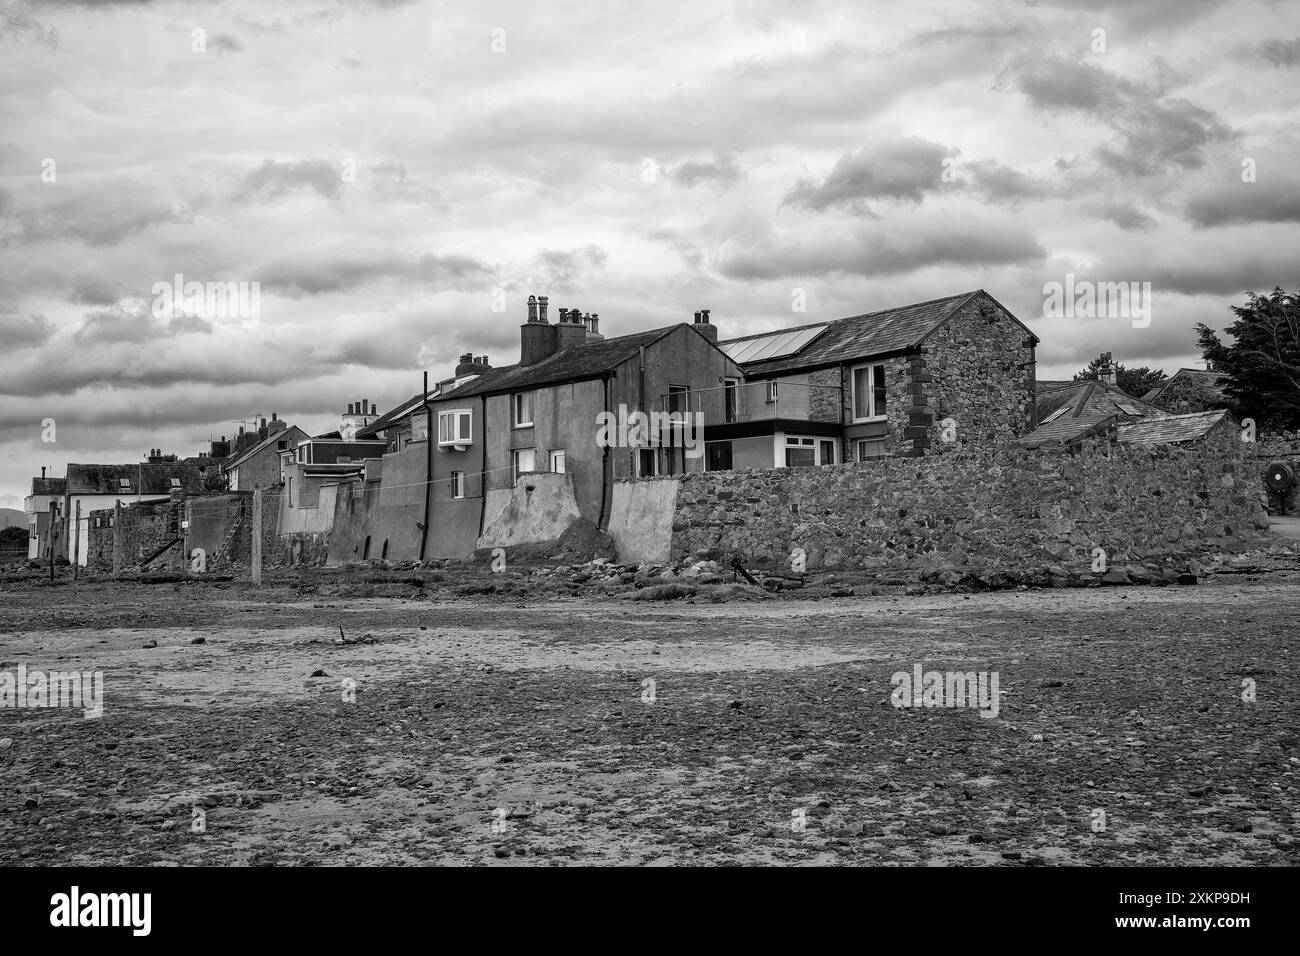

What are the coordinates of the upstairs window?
(852, 363, 887, 421)
(513, 392, 534, 428)
(437, 408, 473, 446)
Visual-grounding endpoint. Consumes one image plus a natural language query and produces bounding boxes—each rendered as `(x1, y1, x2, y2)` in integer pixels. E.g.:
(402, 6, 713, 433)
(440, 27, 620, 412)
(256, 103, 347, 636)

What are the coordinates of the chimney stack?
(555, 305, 588, 352)
(520, 293, 559, 365)
(1097, 351, 1115, 387)
(455, 352, 479, 376)
(694, 306, 718, 343)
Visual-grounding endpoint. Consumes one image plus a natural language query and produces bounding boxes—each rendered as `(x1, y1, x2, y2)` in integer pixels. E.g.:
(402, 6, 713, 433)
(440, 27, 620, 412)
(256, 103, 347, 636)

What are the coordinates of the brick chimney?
(267, 411, 286, 435)
(340, 400, 375, 441)
(455, 352, 478, 376)
(694, 307, 718, 344)
(586, 312, 604, 342)
(555, 306, 588, 353)
(520, 293, 559, 366)
(1097, 351, 1116, 387)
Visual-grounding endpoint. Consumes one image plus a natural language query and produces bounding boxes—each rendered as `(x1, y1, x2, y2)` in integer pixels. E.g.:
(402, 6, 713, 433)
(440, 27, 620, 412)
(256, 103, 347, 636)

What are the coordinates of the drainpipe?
(598, 372, 613, 529)
(638, 345, 649, 475)
(419, 370, 431, 561)
(477, 393, 489, 538)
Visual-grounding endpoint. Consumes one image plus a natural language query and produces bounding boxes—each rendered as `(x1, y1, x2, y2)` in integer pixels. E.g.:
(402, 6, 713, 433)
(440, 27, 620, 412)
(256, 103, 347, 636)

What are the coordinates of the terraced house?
(340, 295, 741, 562)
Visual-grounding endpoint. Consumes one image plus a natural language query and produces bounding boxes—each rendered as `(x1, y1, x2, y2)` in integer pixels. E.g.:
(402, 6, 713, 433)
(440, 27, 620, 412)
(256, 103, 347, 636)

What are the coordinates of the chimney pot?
(272, 412, 277, 421)
(538, 296, 549, 323)
(41, 466, 46, 479)
(527, 294, 538, 323)
(694, 311, 702, 324)
(701, 308, 710, 323)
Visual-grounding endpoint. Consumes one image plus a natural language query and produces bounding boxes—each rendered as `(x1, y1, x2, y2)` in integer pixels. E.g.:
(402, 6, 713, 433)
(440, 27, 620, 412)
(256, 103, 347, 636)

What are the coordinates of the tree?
(1196, 287, 1300, 430)
(1072, 358, 1167, 398)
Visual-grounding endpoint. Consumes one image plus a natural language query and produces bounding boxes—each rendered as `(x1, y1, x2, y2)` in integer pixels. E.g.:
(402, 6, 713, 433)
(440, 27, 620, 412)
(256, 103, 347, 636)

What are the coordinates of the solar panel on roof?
(721, 325, 828, 364)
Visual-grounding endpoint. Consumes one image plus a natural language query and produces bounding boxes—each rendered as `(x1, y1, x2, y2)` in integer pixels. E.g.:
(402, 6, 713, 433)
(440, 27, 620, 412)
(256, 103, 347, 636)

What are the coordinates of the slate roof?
(29, 477, 66, 496)
(434, 326, 686, 401)
(1116, 409, 1235, 445)
(719, 290, 1036, 377)
(1141, 367, 1230, 403)
(358, 392, 435, 439)
(1022, 380, 1169, 448)
(65, 462, 204, 495)
(222, 425, 307, 471)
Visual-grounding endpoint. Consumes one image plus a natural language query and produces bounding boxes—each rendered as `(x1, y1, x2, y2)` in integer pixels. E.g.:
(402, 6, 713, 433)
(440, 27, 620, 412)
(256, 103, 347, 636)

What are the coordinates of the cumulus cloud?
(1006, 53, 1235, 176)
(237, 159, 346, 202)
(1257, 36, 1300, 66)
(258, 251, 494, 296)
(785, 138, 950, 211)
(0, 311, 55, 348)
(719, 221, 1045, 282)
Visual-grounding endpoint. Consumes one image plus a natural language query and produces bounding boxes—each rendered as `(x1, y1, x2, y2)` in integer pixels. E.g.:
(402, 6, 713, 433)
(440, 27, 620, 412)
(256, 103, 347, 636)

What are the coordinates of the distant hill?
(0, 508, 26, 530)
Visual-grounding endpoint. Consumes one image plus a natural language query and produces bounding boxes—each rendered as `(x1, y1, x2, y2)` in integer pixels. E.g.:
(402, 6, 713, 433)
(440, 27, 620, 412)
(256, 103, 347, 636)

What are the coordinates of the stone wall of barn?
(918, 294, 1037, 455)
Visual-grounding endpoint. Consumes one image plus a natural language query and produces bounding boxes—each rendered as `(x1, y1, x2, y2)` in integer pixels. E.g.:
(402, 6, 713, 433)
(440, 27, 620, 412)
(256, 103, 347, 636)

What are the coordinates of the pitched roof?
(1141, 367, 1230, 403)
(29, 476, 66, 496)
(718, 290, 1035, 376)
(356, 372, 483, 439)
(1035, 380, 1074, 392)
(435, 326, 682, 400)
(1117, 409, 1235, 445)
(1022, 380, 1169, 448)
(358, 392, 434, 439)
(222, 425, 306, 471)
(65, 462, 204, 496)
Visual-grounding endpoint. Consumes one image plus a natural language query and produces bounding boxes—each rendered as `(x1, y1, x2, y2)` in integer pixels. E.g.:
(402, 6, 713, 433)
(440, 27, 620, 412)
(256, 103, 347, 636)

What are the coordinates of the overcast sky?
(2, 0, 1298, 507)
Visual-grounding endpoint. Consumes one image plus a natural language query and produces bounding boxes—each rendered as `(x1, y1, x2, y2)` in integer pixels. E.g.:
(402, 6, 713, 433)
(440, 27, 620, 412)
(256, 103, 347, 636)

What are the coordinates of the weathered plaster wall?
(606, 477, 679, 564)
(478, 472, 582, 548)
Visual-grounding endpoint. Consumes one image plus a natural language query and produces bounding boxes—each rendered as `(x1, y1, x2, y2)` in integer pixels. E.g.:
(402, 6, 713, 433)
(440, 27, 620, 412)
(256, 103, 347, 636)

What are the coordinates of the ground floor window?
(549, 450, 565, 473)
(855, 438, 887, 460)
(513, 448, 535, 485)
(784, 434, 835, 467)
(706, 441, 733, 471)
(638, 448, 657, 478)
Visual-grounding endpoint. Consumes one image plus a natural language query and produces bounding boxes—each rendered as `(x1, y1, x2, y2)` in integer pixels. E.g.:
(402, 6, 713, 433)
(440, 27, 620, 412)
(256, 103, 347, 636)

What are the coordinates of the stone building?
(699, 289, 1039, 467)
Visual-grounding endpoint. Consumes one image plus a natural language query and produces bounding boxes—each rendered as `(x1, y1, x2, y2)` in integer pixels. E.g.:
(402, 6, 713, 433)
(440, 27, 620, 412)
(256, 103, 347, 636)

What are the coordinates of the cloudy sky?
(2, 0, 1298, 507)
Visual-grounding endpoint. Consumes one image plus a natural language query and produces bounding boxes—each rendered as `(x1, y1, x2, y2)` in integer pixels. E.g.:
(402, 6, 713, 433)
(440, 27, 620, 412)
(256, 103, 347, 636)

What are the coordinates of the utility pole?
(72, 500, 81, 581)
(48, 501, 57, 582)
(251, 488, 263, 586)
(112, 500, 122, 577)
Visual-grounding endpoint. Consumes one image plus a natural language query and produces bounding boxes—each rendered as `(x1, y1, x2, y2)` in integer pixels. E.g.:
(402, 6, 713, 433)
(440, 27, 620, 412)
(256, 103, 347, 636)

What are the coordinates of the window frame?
(851, 362, 888, 423)
(512, 392, 535, 428)
(855, 438, 887, 461)
(512, 448, 535, 485)
(437, 408, 474, 447)
(450, 470, 465, 499)
(549, 450, 566, 474)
